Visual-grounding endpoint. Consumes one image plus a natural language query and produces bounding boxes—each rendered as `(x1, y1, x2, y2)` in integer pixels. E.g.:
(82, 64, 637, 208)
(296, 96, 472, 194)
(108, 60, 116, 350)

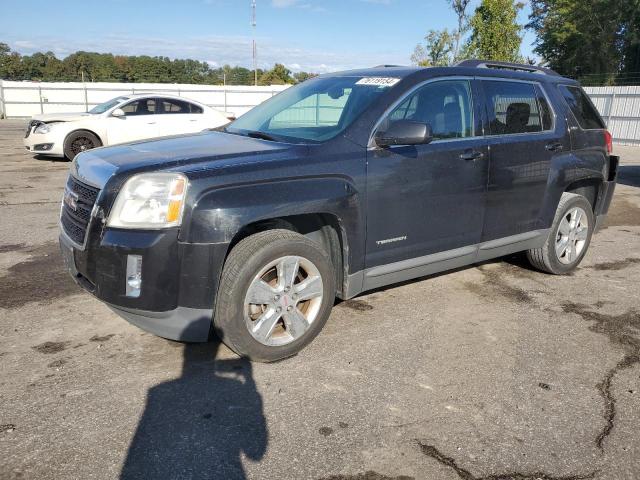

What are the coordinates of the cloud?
(5, 34, 407, 74)
(271, 0, 299, 6)
(271, 0, 326, 11)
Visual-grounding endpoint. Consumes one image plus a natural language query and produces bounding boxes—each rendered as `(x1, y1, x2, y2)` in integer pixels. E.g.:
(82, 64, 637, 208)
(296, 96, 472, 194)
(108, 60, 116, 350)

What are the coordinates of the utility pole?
(252, 0, 257, 86)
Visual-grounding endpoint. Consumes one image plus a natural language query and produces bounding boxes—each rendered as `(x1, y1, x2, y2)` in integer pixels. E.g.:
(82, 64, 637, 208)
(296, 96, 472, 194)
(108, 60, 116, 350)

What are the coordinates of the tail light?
(604, 130, 613, 155)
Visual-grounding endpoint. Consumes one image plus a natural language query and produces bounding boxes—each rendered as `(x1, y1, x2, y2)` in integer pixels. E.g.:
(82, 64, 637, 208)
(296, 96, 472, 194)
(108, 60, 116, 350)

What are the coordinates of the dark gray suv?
(60, 60, 618, 361)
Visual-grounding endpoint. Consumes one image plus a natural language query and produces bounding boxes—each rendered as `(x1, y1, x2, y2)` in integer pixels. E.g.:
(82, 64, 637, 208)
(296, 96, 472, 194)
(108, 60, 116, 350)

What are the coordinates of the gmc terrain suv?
(59, 60, 618, 362)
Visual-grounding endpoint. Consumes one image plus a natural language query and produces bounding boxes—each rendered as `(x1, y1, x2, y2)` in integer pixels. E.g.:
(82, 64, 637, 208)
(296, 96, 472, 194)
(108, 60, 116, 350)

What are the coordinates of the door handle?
(545, 142, 563, 152)
(459, 150, 484, 161)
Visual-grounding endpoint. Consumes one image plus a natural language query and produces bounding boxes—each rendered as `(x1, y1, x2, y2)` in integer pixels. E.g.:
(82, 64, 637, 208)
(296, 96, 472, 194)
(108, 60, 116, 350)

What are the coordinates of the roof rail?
(373, 64, 405, 68)
(455, 59, 560, 77)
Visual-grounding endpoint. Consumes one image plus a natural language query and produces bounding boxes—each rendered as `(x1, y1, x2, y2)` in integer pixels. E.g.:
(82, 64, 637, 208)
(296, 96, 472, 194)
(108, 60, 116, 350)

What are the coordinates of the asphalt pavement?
(1, 119, 639, 480)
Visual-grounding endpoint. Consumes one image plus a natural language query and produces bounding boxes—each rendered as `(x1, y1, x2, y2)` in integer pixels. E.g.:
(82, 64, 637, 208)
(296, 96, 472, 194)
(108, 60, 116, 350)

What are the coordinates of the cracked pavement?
(0, 119, 639, 479)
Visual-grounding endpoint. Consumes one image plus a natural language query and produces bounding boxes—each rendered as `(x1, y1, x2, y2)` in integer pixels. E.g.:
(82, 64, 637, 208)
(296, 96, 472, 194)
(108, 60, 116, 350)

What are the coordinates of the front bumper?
(59, 227, 228, 342)
(23, 129, 64, 157)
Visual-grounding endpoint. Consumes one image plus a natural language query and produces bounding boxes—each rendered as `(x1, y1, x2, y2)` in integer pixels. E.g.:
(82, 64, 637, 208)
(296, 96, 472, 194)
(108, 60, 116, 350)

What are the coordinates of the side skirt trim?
(344, 229, 550, 297)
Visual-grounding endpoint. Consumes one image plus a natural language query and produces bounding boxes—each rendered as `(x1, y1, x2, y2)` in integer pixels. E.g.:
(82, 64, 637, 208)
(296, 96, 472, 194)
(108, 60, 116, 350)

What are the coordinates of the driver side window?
(388, 80, 474, 140)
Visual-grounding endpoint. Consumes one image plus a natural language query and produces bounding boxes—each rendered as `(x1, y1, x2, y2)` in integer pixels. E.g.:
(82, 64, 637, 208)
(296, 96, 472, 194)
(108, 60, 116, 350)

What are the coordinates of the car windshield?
(226, 76, 400, 143)
(89, 96, 130, 114)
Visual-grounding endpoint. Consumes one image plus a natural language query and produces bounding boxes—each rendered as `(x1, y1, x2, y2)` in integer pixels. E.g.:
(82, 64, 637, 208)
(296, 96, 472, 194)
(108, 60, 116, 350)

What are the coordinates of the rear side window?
(483, 81, 544, 135)
(387, 80, 475, 140)
(121, 99, 157, 116)
(559, 85, 604, 130)
(535, 85, 553, 131)
(161, 99, 202, 114)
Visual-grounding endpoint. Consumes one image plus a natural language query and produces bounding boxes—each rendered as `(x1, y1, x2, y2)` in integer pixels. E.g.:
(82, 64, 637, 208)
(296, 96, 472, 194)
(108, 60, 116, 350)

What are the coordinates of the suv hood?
(72, 131, 300, 188)
(32, 112, 94, 122)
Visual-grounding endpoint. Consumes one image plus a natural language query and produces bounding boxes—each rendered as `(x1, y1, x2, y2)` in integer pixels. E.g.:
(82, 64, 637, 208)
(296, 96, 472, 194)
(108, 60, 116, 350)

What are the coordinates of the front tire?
(214, 229, 336, 362)
(63, 130, 101, 160)
(526, 192, 594, 274)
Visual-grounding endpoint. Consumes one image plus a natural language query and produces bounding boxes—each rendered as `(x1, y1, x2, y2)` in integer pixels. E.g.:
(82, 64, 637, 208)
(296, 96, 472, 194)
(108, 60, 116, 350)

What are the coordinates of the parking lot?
(1, 117, 639, 479)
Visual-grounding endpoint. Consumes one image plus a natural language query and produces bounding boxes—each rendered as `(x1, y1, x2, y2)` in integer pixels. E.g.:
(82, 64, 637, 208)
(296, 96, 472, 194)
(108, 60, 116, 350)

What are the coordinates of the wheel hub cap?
(555, 206, 589, 265)
(244, 255, 324, 347)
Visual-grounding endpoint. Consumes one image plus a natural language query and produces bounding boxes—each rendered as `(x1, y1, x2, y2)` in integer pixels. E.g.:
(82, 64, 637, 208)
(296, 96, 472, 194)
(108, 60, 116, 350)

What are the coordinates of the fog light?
(34, 143, 53, 151)
(126, 255, 142, 297)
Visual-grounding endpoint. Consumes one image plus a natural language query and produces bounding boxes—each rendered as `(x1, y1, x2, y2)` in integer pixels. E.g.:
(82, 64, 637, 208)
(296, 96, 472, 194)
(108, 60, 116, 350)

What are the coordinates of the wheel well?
(228, 214, 347, 297)
(565, 179, 600, 212)
(64, 129, 103, 147)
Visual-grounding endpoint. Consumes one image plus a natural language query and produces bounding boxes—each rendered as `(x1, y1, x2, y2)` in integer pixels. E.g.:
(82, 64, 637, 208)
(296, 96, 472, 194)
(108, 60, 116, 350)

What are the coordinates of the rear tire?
(63, 130, 101, 160)
(214, 229, 336, 362)
(526, 192, 594, 274)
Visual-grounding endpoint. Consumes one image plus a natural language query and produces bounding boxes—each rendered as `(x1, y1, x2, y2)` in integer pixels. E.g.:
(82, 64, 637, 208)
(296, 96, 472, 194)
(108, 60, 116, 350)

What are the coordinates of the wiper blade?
(246, 130, 278, 141)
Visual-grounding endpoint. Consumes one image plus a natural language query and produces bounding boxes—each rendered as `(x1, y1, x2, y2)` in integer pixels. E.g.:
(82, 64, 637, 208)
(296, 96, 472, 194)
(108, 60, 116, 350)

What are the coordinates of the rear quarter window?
(558, 85, 604, 130)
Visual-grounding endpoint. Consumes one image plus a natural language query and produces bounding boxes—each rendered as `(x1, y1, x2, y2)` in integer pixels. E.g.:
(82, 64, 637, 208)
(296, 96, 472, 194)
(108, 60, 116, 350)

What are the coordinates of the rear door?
(365, 78, 489, 277)
(479, 79, 567, 243)
(156, 98, 204, 137)
(106, 98, 160, 144)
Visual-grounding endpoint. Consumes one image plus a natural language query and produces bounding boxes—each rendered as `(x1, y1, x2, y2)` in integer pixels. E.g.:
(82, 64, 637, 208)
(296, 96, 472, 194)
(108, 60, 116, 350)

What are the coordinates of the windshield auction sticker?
(356, 77, 401, 87)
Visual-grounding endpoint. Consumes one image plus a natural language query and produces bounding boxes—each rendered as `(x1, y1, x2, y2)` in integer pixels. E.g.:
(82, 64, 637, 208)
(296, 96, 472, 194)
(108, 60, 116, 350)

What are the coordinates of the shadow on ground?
(120, 334, 267, 480)
(618, 165, 640, 187)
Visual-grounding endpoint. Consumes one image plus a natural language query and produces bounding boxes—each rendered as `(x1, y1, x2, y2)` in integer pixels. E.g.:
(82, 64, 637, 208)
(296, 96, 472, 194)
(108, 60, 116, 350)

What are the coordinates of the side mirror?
(375, 120, 433, 147)
(112, 108, 125, 118)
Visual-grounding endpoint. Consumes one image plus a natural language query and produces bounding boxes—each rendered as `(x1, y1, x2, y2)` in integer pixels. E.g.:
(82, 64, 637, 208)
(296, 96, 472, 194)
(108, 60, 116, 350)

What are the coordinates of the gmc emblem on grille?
(63, 188, 79, 212)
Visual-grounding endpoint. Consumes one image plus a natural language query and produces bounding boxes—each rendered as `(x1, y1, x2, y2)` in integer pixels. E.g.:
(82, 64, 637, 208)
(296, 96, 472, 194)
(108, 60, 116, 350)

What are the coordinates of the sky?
(1, 0, 537, 73)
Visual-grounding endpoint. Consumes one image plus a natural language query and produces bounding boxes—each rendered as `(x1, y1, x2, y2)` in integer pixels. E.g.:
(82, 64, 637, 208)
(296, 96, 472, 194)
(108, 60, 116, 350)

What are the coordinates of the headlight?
(107, 173, 188, 229)
(34, 123, 51, 134)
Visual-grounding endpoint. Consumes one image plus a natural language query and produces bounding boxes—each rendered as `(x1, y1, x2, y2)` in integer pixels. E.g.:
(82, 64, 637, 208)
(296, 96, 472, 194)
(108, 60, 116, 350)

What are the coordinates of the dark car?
(59, 60, 618, 362)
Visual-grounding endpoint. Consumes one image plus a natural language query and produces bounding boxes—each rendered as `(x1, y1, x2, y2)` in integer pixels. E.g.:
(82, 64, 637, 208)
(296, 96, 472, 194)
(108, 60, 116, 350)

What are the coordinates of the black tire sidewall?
(545, 195, 594, 274)
(215, 235, 335, 362)
(64, 131, 100, 160)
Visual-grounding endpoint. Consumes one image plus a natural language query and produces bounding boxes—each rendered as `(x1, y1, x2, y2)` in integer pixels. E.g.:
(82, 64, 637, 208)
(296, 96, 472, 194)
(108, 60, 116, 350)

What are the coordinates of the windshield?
(89, 96, 130, 114)
(226, 76, 400, 143)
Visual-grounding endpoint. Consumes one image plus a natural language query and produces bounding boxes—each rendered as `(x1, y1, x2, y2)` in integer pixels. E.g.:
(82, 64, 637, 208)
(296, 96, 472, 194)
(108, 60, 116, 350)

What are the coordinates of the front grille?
(61, 176, 100, 245)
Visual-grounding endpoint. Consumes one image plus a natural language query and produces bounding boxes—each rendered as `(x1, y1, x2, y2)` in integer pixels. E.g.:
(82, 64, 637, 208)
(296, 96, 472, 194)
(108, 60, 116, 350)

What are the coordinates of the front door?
(107, 98, 161, 145)
(365, 79, 488, 287)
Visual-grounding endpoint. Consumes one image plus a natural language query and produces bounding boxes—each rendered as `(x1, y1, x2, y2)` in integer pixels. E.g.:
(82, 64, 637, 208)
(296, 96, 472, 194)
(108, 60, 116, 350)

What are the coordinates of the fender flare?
(184, 175, 362, 246)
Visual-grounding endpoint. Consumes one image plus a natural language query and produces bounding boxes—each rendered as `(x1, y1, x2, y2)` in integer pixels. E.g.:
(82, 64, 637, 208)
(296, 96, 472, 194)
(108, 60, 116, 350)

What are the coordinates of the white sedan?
(23, 94, 231, 160)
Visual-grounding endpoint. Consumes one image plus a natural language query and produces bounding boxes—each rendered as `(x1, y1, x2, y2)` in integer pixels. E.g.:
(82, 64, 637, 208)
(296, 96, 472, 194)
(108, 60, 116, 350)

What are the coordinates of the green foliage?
(466, 0, 524, 62)
(293, 71, 318, 83)
(0, 44, 314, 85)
(528, 0, 640, 84)
(411, 29, 455, 66)
(258, 63, 295, 85)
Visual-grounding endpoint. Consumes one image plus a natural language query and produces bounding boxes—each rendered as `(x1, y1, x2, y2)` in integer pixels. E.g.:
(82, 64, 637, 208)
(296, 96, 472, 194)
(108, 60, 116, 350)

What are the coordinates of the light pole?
(252, 0, 257, 86)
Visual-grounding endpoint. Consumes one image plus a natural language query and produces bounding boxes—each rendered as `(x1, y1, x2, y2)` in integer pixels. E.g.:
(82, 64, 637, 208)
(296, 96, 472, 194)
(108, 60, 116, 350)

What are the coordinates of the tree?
(293, 71, 317, 83)
(258, 63, 294, 85)
(466, 0, 524, 62)
(447, 0, 472, 61)
(0, 42, 317, 85)
(528, 0, 639, 84)
(411, 29, 455, 66)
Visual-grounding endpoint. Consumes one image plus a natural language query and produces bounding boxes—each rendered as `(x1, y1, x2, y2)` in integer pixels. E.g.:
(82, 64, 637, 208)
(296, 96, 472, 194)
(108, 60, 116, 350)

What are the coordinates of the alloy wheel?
(243, 255, 324, 346)
(555, 206, 589, 264)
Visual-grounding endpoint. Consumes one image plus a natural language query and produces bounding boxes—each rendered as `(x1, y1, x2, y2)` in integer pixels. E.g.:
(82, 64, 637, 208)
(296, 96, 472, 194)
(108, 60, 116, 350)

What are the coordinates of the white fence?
(583, 86, 640, 146)
(0, 80, 289, 119)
